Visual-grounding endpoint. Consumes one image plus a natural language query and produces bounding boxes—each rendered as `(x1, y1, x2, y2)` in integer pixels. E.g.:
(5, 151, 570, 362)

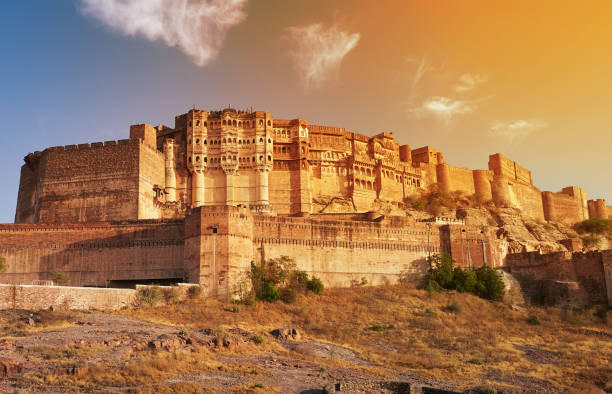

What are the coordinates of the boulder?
(271, 327, 301, 341)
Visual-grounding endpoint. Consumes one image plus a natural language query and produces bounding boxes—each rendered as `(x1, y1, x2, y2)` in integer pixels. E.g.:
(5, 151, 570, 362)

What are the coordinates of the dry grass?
(0, 310, 76, 338)
(122, 284, 612, 392)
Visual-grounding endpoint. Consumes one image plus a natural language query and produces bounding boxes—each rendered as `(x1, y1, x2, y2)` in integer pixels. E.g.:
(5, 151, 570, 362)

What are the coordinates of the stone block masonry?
(0, 284, 135, 311)
(15, 107, 609, 226)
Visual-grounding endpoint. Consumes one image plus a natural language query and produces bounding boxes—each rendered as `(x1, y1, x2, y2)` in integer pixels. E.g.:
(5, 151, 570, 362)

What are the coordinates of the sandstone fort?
(1, 107, 611, 305)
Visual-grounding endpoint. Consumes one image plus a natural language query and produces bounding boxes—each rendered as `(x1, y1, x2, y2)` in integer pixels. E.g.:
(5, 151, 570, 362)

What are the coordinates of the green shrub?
(468, 357, 482, 365)
(0, 256, 6, 272)
(474, 264, 505, 301)
(252, 335, 264, 344)
(582, 234, 602, 248)
(250, 257, 323, 303)
(482, 388, 497, 394)
(178, 329, 188, 336)
(424, 253, 505, 301)
(444, 300, 462, 314)
(527, 315, 541, 325)
(280, 286, 299, 304)
(370, 324, 384, 332)
(231, 305, 240, 313)
(575, 218, 612, 235)
(425, 307, 437, 317)
(456, 208, 468, 220)
(187, 285, 203, 298)
(136, 286, 162, 307)
(306, 276, 324, 294)
(51, 270, 70, 285)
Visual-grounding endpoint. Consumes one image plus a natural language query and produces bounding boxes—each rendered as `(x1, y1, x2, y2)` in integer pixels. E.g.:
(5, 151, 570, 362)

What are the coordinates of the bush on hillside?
(424, 253, 505, 301)
(0, 256, 6, 272)
(574, 218, 612, 235)
(249, 256, 324, 303)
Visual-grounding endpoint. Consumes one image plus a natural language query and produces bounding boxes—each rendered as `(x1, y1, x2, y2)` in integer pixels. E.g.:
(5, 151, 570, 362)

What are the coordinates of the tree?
(474, 264, 505, 301)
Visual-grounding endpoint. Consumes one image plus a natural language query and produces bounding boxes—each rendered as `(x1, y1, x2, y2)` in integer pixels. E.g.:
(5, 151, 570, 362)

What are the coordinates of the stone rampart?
(505, 250, 611, 306)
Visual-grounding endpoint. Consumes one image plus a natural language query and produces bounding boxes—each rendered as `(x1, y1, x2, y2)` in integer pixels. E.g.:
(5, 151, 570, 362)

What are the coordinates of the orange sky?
(1, 1, 610, 222)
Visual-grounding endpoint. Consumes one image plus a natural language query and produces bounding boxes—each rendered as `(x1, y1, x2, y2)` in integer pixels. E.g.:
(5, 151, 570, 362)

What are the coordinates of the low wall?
(0, 284, 135, 310)
(0, 283, 200, 311)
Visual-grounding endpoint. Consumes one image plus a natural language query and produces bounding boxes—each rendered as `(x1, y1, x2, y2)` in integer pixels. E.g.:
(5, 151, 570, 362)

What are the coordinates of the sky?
(0, 0, 610, 223)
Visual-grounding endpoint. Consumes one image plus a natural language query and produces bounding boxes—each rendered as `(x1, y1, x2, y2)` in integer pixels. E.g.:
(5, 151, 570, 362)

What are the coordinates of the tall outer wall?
(1, 208, 507, 301)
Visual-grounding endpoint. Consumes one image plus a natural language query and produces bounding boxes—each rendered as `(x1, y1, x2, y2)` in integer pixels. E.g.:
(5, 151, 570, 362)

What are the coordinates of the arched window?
(367, 181, 373, 190)
(252, 138, 255, 143)
(233, 155, 236, 160)
(301, 147, 305, 154)
(282, 147, 286, 153)
(259, 120, 263, 126)
(267, 120, 271, 126)
(268, 155, 272, 161)
(196, 120, 200, 126)
(188, 157, 192, 163)
(222, 119, 226, 126)
(233, 138, 236, 143)
(204, 121, 207, 127)
(195, 156, 200, 162)
(259, 155, 263, 162)
(259, 138, 263, 143)
(195, 138, 200, 144)
(189, 121, 192, 127)
(233, 120, 237, 127)
(268, 138, 271, 143)
(188, 138, 192, 145)
(204, 139, 207, 144)
(223, 138, 226, 144)
(204, 157, 207, 162)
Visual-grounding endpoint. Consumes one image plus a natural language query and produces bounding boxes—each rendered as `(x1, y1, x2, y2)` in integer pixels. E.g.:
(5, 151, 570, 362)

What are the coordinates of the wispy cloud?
(410, 96, 476, 124)
(406, 55, 433, 90)
(78, 0, 248, 67)
(453, 73, 488, 92)
(488, 119, 548, 143)
(285, 23, 360, 92)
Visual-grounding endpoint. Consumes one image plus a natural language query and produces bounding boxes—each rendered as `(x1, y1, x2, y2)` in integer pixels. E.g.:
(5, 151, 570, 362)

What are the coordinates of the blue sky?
(1, 1, 611, 223)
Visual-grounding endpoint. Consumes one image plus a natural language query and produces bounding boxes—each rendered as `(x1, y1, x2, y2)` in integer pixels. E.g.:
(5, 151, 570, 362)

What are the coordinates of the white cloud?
(488, 119, 548, 143)
(411, 96, 476, 124)
(79, 0, 247, 67)
(406, 55, 433, 89)
(453, 73, 488, 92)
(285, 23, 360, 92)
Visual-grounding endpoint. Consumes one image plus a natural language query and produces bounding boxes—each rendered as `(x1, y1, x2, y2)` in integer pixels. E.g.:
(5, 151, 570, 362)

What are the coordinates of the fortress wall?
(446, 165, 476, 195)
(378, 175, 404, 202)
(542, 189, 589, 224)
(269, 167, 304, 214)
(309, 165, 350, 201)
(0, 221, 184, 287)
(253, 215, 445, 286)
(505, 251, 611, 305)
(138, 143, 166, 219)
(489, 154, 532, 185)
(492, 177, 544, 221)
(473, 170, 493, 202)
(15, 162, 41, 223)
(26, 140, 142, 223)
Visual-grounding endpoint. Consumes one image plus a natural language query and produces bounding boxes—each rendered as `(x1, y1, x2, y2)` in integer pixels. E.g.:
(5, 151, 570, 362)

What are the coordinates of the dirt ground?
(0, 284, 610, 393)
